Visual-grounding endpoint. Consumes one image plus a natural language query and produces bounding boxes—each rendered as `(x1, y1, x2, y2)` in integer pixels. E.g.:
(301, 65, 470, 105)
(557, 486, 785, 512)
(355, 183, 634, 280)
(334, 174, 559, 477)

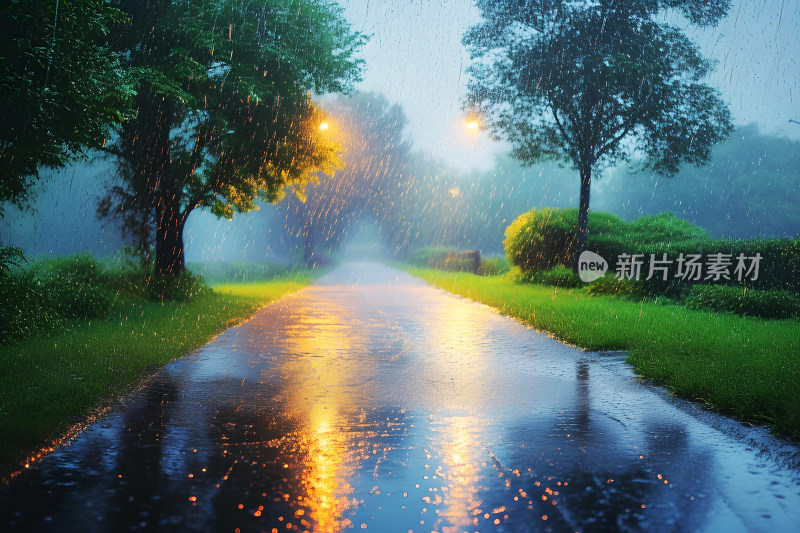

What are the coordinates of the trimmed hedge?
(686, 285, 800, 320)
(505, 208, 800, 293)
(504, 208, 709, 271)
(512, 265, 583, 287)
(586, 274, 646, 298)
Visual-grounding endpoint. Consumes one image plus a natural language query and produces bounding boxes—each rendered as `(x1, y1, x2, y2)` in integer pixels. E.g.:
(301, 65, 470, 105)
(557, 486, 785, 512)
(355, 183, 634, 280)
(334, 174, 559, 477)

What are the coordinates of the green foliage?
(504, 207, 798, 293)
(0, 252, 215, 344)
(408, 247, 481, 273)
(1, 253, 111, 343)
(466, 0, 732, 260)
(29, 252, 103, 284)
(104, 0, 367, 274)
(478, 256, 510, 276)
(511, 265, 583, 288)
(0, 271, 64, 344)
(685, 285, 800, 320)
(617, 236, 800, 293)
(0, 245, 26, 276)
(0, 0, 130, 214)
(503, 208, 693, 271)
(465, 0, 732, 175)
(142, 272, 211, 302)
(504, 207, 584, 271)
(587, 274, 646, 298)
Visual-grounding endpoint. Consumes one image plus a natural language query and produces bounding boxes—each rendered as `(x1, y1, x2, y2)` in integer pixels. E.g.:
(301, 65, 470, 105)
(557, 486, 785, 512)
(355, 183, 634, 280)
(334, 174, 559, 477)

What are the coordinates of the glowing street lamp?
(465, 119, 480, 132)
(319, 121, 330, 131)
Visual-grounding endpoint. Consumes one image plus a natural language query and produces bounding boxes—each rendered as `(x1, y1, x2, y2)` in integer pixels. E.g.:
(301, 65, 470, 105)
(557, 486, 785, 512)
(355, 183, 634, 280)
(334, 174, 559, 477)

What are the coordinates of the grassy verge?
(409, 268, 800, 439)
(0, 272, 314, 478)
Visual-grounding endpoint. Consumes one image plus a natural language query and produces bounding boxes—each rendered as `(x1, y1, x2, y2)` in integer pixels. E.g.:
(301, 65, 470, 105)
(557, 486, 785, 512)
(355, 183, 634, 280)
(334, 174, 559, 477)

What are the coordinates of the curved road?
(2, 263, 799, 532)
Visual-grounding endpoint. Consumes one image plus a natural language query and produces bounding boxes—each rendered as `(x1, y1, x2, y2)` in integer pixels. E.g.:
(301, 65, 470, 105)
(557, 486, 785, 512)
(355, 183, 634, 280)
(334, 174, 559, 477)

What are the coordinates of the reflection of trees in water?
(0, 377, 184, 532)
(107, 376, 180, 531)
(489, 358, 712, 532)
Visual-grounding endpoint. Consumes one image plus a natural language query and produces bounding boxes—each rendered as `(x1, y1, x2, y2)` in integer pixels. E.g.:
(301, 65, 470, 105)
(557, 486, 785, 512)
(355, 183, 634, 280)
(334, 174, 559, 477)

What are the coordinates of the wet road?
(2, 263, 800, 532)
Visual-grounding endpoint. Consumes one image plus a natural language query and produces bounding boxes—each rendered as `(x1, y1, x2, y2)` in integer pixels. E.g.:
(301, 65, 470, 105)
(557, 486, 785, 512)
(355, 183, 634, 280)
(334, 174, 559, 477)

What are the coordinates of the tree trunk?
(574, 160, 592, 273)
(136, 89, 182, 276)
(155, 198, 187, 275)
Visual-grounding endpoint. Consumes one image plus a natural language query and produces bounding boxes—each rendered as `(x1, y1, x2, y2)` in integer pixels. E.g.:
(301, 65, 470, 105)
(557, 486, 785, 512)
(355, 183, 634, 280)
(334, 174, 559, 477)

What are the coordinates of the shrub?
(478, 256, 510, 276)
(408, 247, 481, 273)
(504, 209, 711, 273)
(512, 265, 583, 287)
(505, 208, 799, 293)
(504, 208, 584, 271)
(29, 253, 113, 320)
(685, 285, 800, 320)
(41, 279, 113, 319)
(145, 271, 211, 302)
(587, 274, 646, 298)
(0, 252, 212, 344)
(29, 253, 103, 285)
(0, 272, 64, 344)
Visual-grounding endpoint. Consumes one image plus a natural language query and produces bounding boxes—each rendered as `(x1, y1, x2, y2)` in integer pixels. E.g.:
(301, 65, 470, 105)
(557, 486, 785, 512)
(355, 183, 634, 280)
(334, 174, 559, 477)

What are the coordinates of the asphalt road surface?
(2, 263, 799, 532)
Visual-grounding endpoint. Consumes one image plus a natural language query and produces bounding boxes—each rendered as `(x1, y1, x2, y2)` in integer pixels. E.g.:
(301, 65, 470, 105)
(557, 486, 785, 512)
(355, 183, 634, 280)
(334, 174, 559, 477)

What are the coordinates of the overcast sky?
(338, 0, 800, 172)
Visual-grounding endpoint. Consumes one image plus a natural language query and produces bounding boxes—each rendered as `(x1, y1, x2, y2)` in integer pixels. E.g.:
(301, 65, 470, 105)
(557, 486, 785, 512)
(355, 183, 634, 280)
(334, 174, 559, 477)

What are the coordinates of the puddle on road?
(2, 263, 799, 532)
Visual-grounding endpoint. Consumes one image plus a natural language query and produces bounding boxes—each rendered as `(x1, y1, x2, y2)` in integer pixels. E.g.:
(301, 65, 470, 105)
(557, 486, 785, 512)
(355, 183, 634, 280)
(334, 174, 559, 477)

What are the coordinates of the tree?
(103, 0, 365, 274)
(0, 0, 129, 216)
(464, 0, 733, 269)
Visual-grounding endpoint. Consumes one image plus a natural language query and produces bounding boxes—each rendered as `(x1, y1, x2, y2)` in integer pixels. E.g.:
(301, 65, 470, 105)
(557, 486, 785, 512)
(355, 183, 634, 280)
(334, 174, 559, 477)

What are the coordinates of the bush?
(29, 253, 104, 285)
(408, 247, 481, 273)
(0, 272, 65, 344)
(685, 285, 800, 320)
(30, 254, 113, 319)
(504, 208, 583, 271)
(504, 209, 710, 273)
(586, 274, 646, 298)
(145, 271, 211, 302)
(0, 252, 212, 344)
(512, 265, 583, 287)
(479, 256, 510, 276)
(41, 279, 113, 319)
(505, 208, 800, 293)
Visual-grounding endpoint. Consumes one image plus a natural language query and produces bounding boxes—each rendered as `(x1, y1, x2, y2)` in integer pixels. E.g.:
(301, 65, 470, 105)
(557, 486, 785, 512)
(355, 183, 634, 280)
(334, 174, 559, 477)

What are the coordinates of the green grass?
(0, 272, 314, 478)
(410, 268, 800, 439)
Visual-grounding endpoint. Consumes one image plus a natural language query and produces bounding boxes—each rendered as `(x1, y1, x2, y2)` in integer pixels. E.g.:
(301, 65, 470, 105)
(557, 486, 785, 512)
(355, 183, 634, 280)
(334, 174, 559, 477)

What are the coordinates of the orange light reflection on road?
(439, 416, 484, 532)
(276, 300, 375, 531)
